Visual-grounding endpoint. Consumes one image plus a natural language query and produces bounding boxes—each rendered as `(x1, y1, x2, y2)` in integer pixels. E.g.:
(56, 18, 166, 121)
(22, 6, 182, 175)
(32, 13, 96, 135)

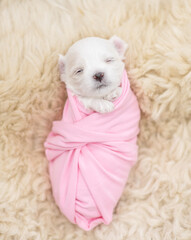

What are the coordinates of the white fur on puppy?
(59, 36, 128, 113)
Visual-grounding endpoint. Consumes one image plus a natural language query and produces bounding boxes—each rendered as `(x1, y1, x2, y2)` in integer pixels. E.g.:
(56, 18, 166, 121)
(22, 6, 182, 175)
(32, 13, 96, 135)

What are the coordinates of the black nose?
(93, 72, 104, 82)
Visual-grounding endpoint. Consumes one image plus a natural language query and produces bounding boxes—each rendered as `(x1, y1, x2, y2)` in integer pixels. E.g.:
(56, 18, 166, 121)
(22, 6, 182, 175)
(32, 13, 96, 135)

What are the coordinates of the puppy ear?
(109, 35, 128, 58)
(58, 54, 65, 78)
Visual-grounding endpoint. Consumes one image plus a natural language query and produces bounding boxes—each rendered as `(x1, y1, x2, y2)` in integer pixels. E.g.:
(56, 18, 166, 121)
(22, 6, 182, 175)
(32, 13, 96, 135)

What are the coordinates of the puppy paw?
(104, 87, 122, 101)
(92, 99, 114, 113)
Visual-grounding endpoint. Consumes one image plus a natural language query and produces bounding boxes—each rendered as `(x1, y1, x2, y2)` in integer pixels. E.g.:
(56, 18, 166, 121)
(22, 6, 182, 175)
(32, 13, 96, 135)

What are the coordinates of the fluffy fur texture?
(1, 0, 191, 239)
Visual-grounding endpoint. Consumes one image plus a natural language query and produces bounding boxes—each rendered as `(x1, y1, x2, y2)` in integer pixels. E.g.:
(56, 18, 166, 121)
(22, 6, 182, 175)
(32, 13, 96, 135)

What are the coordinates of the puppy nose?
(93, 72, 104, 82)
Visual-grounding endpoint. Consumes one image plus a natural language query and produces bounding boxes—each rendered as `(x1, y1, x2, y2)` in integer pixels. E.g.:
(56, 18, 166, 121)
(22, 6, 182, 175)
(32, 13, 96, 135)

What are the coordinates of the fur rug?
(1, 0, 191, 239)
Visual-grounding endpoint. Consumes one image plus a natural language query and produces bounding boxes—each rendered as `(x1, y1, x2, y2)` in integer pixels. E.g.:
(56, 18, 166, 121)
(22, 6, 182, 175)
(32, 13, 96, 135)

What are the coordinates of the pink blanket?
(44, 70, 140, 231)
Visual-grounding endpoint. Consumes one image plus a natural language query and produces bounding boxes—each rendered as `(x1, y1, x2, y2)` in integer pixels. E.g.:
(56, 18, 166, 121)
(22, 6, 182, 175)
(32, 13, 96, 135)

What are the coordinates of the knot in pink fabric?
(44, 70, 140, 231)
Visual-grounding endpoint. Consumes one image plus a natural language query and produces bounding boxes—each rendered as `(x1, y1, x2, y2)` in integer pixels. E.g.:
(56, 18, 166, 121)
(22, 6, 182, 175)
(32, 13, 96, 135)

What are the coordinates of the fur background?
(1, 0, 191, 239)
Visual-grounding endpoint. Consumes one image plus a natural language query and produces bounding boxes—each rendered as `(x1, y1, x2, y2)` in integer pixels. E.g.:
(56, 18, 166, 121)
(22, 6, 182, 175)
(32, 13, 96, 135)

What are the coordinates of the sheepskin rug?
(1, 0, 191, 239)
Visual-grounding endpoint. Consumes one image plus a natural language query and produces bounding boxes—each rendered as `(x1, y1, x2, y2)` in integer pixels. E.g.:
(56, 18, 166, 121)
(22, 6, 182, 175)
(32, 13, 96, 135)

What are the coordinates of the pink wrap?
(44, 70, 140, 231)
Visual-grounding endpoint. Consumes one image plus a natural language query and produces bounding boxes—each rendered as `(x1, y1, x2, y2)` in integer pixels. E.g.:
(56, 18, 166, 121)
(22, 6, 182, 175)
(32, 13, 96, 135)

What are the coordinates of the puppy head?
(59, 36, 128, 98)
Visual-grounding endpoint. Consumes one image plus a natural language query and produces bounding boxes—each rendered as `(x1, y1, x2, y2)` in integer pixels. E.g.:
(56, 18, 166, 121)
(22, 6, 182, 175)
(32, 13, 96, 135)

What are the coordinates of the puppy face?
(59, 36, 128, 98)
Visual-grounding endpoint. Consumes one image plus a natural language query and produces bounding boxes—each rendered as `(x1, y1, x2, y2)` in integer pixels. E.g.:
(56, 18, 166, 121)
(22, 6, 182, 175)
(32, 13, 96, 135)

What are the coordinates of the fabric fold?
(44, 70, 140, 230)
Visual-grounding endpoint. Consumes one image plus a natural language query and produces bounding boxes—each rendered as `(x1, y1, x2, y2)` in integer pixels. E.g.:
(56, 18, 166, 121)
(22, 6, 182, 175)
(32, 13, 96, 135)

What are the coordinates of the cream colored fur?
(1, 0, 191, 239)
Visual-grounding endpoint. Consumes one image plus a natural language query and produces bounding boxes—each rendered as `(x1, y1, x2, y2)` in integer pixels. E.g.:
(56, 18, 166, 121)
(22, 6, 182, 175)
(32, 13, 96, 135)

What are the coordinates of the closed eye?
(105, 58, 115, 63)
(74, 68, 83, 75)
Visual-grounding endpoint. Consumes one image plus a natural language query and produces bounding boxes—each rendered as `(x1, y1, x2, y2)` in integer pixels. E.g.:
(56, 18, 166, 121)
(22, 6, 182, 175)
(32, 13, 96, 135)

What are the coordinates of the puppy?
(58, 36, 128, 113)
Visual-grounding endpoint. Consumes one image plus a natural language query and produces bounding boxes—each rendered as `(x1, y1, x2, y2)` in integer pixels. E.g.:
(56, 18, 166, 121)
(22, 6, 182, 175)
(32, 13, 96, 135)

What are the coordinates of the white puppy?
(58, 36, 128, 113)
